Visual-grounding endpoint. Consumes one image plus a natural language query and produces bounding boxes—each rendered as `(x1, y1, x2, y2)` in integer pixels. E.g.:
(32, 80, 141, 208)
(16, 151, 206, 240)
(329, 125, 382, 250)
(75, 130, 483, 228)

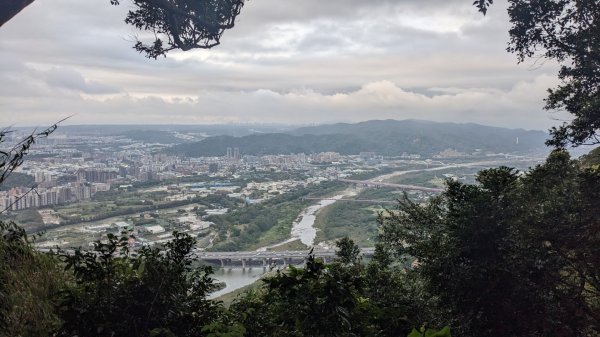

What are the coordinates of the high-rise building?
(77, 169, 117, 183)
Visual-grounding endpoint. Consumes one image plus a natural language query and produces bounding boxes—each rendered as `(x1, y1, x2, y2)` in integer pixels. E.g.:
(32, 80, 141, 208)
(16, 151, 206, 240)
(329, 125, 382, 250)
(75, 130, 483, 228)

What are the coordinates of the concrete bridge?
(303, 197, 397, 204)
(337, 178, 444, 193)
(193, 248, 375, 268)
(37, 247, 376, 269)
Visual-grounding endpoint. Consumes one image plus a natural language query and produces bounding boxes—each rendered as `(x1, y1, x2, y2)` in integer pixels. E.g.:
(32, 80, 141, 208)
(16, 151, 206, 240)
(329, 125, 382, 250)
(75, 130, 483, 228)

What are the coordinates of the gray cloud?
(1, 76, 569, 131)
(0, 0, 563, 130)
(44, 67, 121, 94)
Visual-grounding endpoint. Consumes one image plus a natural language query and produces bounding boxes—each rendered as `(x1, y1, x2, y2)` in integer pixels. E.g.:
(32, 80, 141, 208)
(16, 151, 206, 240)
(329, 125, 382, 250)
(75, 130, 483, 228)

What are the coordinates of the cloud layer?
(0, 0, 566, 130)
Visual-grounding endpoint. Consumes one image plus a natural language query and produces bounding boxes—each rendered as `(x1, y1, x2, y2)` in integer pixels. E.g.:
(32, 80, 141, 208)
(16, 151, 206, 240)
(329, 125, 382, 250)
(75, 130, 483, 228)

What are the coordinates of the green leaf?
(137, 261, 145, 275)
(407, 328, 423, 337)
(407, 326, 451, 337)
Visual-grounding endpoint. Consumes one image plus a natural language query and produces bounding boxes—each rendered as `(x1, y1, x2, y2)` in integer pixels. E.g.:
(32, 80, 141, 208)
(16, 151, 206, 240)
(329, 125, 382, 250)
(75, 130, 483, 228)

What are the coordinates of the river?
(209, 267, 268, 299)
(208, 160, 524, 297)
(210, 192, 354, 298)
(290, 196, 345, 246)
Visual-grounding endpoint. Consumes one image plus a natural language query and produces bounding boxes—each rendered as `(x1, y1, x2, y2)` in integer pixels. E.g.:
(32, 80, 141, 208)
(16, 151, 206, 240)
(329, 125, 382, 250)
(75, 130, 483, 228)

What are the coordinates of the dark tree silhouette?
(485, 0, 600, 147)
(0, 0, 34, 28)
(0, 0, 245, 58)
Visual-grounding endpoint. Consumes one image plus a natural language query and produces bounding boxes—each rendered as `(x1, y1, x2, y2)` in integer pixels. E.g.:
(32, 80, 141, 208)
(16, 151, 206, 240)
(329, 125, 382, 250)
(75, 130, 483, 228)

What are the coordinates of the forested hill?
(168, 120, 548, 157)
(580, 146, 600, 167)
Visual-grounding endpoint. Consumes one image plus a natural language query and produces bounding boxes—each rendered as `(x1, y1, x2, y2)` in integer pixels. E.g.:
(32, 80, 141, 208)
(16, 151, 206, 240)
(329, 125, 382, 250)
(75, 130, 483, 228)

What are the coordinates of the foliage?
(473, 0, 494, 15)
(0, 220, 65, 336)
(1, 1, 244, 58)
(208, 183, 341, 251)
(208, 198, 309, 250)
(228, 238, 442, 337)
(335, 236, 361, 264)
(580, 146, 600, 167)
(230, 254, 365, 337)
(501, 0, 600, 146)
(407, 326, 451, 337)
(56, 231, 226, 337)
(0, 123, 62, 213)
(0, 124, 60, 188)
(170, 120, 547, 157)
(315, 196, 380, 246)
(0, 172, 35, 191)
(379, 149, 600, 336)
(10, 208, 44, 228)
(112, 0, 245, 58)
(0, 123, 65, 213)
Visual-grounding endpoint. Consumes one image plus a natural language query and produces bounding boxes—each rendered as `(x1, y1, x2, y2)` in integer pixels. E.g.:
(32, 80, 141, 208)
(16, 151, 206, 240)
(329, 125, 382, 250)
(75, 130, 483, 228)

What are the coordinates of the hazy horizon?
(10, 118, 550, 132)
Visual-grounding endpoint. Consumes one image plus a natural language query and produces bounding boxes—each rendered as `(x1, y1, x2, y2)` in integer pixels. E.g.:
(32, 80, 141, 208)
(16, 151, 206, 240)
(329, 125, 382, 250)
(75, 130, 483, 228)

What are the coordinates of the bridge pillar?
(220, 259, 224, 268)
(241, 259, 246, 269)
(262, 258, 266, 267)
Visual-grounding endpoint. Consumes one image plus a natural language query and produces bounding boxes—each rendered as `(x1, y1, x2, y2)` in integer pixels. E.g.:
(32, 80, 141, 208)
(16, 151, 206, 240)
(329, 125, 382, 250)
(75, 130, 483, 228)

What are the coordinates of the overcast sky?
(0, 0, 571, 129)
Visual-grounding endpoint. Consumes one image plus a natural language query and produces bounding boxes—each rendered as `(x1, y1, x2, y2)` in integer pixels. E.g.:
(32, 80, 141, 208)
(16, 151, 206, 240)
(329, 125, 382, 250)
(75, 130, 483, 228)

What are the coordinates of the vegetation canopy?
(504, 0, 600, 146)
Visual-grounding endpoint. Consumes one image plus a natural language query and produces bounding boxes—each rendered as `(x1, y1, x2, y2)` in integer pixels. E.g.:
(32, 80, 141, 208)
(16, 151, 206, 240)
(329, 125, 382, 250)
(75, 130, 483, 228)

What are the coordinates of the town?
(0, 127, 546, 252)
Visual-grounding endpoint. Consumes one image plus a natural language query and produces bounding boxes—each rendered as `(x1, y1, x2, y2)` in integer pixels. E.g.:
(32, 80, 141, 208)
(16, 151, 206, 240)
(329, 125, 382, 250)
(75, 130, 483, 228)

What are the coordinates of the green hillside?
(579, 146, 600, 167)
(169, 119, 548, 157)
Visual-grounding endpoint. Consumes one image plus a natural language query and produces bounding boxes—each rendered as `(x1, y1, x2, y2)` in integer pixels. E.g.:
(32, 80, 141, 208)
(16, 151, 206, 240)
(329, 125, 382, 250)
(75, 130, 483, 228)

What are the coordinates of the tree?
(0, 0, 34, 28)
(476, 0, 600, 147)
(433, 0, 600, 147)
(0, 221, 66, 337)
(378, 150, 600, 337)
(230, 254, 365, 337)
(334, 236, 361, 265)
(56, 231, 233, 337)
(0, 124, 59, 188)
(505, 0, 600, 146)
(0, 0, 245, 58)
(0, 121, 63, 213)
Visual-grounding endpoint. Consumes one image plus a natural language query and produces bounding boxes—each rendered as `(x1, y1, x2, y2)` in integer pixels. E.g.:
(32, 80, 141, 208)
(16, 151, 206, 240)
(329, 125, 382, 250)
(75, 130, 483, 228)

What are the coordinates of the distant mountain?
(168, 120, 548, 157)
(14, 124, 293, 138)
(169, 133, 373, 157)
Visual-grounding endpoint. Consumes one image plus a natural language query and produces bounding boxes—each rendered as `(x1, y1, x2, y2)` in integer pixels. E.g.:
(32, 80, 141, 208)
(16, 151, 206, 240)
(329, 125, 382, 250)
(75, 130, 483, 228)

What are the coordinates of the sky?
(0, 0, 571, 129)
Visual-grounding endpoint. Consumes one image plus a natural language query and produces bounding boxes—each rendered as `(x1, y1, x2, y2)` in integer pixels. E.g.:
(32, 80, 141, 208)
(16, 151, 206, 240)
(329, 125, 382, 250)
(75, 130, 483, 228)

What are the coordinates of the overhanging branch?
(0, 0, 35, 28)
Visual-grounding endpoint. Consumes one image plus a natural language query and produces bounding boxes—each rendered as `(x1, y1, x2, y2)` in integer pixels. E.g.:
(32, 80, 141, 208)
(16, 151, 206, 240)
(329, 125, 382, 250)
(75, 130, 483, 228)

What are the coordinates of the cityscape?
(1, 124, 547, 253)
(1, 0, 598, 335)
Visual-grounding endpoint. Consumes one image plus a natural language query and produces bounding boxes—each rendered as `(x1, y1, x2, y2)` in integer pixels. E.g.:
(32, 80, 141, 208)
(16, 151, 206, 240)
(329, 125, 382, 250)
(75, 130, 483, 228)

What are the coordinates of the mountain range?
(168, 119, 548, 157)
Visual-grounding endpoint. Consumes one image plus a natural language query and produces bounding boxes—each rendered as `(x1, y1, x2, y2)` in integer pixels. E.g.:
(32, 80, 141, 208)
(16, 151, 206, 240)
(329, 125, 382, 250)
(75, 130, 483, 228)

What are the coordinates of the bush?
(55, 232, 234, 337)
(0, 221, 66, 336)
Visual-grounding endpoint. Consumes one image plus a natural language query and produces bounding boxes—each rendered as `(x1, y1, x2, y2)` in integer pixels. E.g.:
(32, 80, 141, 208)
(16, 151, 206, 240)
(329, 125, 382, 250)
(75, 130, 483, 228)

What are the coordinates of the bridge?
(193, 248, 375, 268)
(37, 247, 377, 269)
(303, 197, 397, 204)
(337, 178, 444, 193)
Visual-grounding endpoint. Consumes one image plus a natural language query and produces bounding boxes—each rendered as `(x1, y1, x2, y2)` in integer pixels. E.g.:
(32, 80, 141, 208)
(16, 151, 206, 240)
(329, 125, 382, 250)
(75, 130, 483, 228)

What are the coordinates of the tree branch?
(0, 0, 35, 28)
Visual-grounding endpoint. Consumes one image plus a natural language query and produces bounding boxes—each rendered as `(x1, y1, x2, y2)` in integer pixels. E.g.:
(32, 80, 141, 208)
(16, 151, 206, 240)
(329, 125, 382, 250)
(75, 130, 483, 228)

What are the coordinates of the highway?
(337, 178, 444, 193)
(193, 247, 375, 261)
(302, 197, 398, 204)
